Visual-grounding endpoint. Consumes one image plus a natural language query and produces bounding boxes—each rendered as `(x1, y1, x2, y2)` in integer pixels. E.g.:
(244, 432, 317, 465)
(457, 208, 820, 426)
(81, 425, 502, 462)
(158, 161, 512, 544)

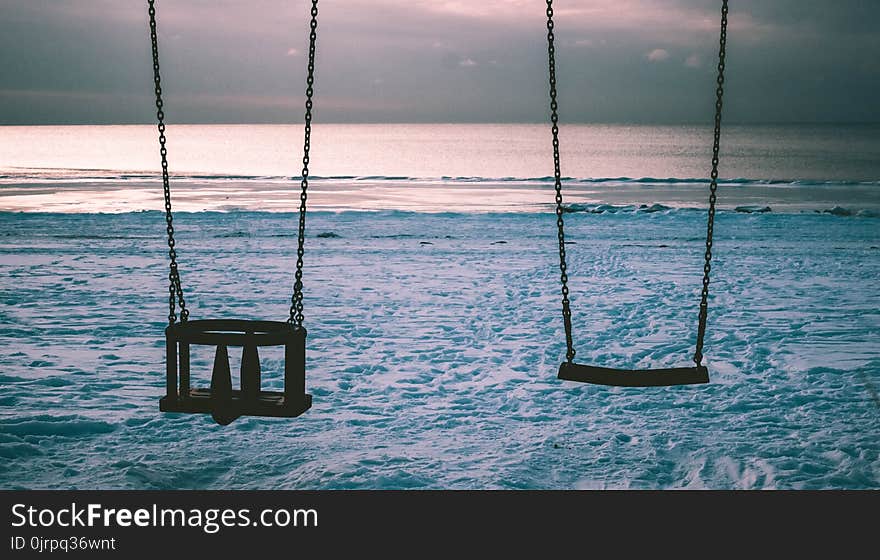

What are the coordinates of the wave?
(2, 168, 878, 187)
(5, 206, 877, 218)
(562, 203, 879, 217)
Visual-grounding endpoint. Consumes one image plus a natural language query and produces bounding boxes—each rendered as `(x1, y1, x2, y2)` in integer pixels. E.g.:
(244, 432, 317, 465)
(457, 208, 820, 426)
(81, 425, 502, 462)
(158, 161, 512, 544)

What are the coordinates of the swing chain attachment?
(288, 0, 320, 330)
(694, 0, 728, 366)
(148, 0, 188, 326)
(545, 0, 575, 363)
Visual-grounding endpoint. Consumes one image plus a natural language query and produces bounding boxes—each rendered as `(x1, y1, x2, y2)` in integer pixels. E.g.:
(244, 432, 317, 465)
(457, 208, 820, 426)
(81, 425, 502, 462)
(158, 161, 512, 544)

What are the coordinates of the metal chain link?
(545, 0, 575, 363)
(288, 0, 319, 329)
(694, 0, 729, 366)
(148, 0, 188, 325)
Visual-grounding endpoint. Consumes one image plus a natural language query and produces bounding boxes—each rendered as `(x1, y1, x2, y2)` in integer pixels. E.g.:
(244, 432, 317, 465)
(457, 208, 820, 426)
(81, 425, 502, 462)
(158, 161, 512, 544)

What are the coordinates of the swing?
(147, 0, 319, 424)
(546, 0, 729, 387)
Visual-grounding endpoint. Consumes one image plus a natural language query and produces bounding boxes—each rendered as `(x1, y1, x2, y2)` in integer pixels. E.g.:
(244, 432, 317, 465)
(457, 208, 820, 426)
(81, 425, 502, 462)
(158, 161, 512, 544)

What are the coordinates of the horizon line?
(3, 120, 879, 127)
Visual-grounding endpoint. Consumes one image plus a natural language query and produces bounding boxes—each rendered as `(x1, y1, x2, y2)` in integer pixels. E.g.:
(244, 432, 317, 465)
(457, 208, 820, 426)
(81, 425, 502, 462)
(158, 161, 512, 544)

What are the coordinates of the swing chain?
(288, 0, 319, 329)
(694, 0, 728, 366)
(546, 0, 575, 363)
(148, 0, 188, 326)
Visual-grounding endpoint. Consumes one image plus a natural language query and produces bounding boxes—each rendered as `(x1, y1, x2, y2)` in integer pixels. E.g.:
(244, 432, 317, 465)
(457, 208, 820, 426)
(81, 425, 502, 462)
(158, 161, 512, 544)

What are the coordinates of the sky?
(0, 0, 878, 124)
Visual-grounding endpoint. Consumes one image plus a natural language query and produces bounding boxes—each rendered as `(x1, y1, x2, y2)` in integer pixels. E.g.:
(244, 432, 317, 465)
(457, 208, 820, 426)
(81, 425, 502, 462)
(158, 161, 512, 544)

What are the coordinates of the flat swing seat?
(543, 1, 729, 391)
(159, 319, 312, 425)
(558, 362, 709, 387)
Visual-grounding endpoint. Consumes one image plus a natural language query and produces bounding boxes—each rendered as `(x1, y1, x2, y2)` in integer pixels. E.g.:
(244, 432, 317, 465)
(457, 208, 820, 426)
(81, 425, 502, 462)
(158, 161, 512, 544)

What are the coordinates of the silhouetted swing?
(147, 0, 319, 424)
(546, 0, 729, 387)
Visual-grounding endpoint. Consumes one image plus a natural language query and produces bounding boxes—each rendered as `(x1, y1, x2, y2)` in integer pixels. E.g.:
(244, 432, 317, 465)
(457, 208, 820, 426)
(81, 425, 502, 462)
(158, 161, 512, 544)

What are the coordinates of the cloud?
(646, 48, 670, 62)
(0, 0, 878, 124)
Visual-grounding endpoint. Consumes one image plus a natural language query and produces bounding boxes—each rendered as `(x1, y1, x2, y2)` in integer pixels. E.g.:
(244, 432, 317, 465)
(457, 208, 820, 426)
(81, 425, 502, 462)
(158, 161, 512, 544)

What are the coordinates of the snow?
(1, 207, 878, 489)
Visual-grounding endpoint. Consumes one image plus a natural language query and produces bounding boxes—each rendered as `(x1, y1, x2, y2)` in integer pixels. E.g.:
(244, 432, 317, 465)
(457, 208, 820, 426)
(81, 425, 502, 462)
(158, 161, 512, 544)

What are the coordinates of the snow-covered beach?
(2, 203, 879, 489)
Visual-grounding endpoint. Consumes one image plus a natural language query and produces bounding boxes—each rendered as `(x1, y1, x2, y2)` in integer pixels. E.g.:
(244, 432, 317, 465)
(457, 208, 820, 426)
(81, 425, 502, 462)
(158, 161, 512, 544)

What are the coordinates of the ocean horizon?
(2, 123, 879, 214)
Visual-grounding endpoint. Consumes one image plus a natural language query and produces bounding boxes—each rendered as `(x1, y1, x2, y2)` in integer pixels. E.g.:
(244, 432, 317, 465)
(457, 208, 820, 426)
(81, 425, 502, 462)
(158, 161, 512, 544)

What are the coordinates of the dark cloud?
(0, 0, 877, 124)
